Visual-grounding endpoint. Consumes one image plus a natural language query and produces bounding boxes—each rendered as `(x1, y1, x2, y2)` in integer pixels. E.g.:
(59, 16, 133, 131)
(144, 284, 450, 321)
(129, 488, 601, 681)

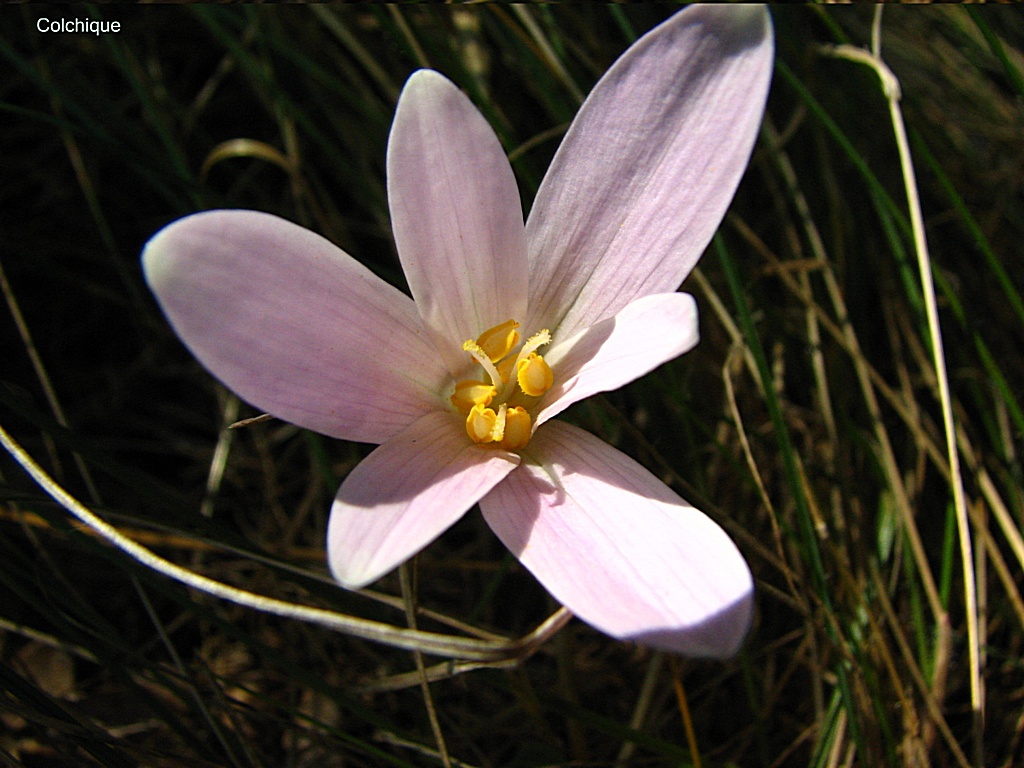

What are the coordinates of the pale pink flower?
(143, 6, 773, 657)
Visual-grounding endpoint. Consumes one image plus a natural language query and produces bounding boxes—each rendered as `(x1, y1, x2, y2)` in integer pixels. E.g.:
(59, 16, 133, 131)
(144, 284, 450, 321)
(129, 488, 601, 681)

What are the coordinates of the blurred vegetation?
(1, 5, 1023, 767)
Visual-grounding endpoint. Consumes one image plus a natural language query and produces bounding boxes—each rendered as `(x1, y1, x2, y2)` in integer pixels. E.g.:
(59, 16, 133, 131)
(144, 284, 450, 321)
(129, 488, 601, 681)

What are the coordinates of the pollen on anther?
(457, 322, 552, 450)
(476, 319, 520, 362)
(466, 404, 497, 443)
(501, 407, 532, 450)
(450, 380, 496, 412)
(516, 353, 553, 397)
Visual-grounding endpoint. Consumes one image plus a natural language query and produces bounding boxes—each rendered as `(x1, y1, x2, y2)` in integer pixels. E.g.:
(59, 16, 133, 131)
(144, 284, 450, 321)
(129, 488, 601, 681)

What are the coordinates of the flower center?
(449, 319, 553, 450)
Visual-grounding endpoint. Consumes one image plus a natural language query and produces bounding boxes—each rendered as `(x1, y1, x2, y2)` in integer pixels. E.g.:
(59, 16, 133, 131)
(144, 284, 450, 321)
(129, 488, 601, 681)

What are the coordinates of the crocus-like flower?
(143, 6, 773, 657)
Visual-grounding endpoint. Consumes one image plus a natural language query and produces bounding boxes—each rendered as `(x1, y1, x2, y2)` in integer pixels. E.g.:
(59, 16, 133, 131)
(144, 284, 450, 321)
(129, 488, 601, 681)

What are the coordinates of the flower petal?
(388, 70, 529, 374)
(480, 421, 752, 657)
(525, 6, 774, 339)
(142, 210, 447, 444)
(328, 411, 519, 589)
(534, 293, 699, 428)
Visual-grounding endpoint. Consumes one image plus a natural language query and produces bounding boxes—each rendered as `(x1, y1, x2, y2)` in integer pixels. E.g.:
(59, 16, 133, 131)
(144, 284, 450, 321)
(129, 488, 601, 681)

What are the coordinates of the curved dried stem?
(822, 19, 981, 763)
(0, 421, 571, 664)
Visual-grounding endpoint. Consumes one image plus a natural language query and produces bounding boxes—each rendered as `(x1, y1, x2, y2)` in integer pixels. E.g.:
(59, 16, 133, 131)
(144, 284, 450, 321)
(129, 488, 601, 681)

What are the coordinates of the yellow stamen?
(450, 380, 496, 412)
(501, 407, 531, 450)
(456, 322, 554, 451)
(516, 353, 553, 397)
(466, 403, 497, 443)
(499, 328, 551, 400)
(475, 319, 520, 362)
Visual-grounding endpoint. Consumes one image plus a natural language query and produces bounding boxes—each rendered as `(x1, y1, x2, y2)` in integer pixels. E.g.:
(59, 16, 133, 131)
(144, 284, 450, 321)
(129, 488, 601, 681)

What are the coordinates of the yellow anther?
(466, 404, 498, 443)
(456, 323, 553, 451)
(501, 407, 532, 450)
(476, 319, 520, 362)
(516, 353, 553, 397)
(450, 380, 496, 412)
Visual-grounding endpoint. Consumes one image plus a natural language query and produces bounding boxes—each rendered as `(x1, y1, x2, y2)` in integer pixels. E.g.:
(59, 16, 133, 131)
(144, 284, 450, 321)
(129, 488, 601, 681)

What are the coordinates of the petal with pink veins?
(328, 411, 520, 589)
(388, 70, 529, 374)
(142, 210, 448, 445)
(533, 293, 699, 428)
(481, 421, 752, 657)
(525, 6, 774, 339)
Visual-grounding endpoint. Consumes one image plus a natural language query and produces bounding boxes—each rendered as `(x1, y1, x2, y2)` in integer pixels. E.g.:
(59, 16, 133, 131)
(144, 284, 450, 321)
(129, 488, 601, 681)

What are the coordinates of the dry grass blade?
(0, 422, 571, 664)
(822, 24, 982, 761)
